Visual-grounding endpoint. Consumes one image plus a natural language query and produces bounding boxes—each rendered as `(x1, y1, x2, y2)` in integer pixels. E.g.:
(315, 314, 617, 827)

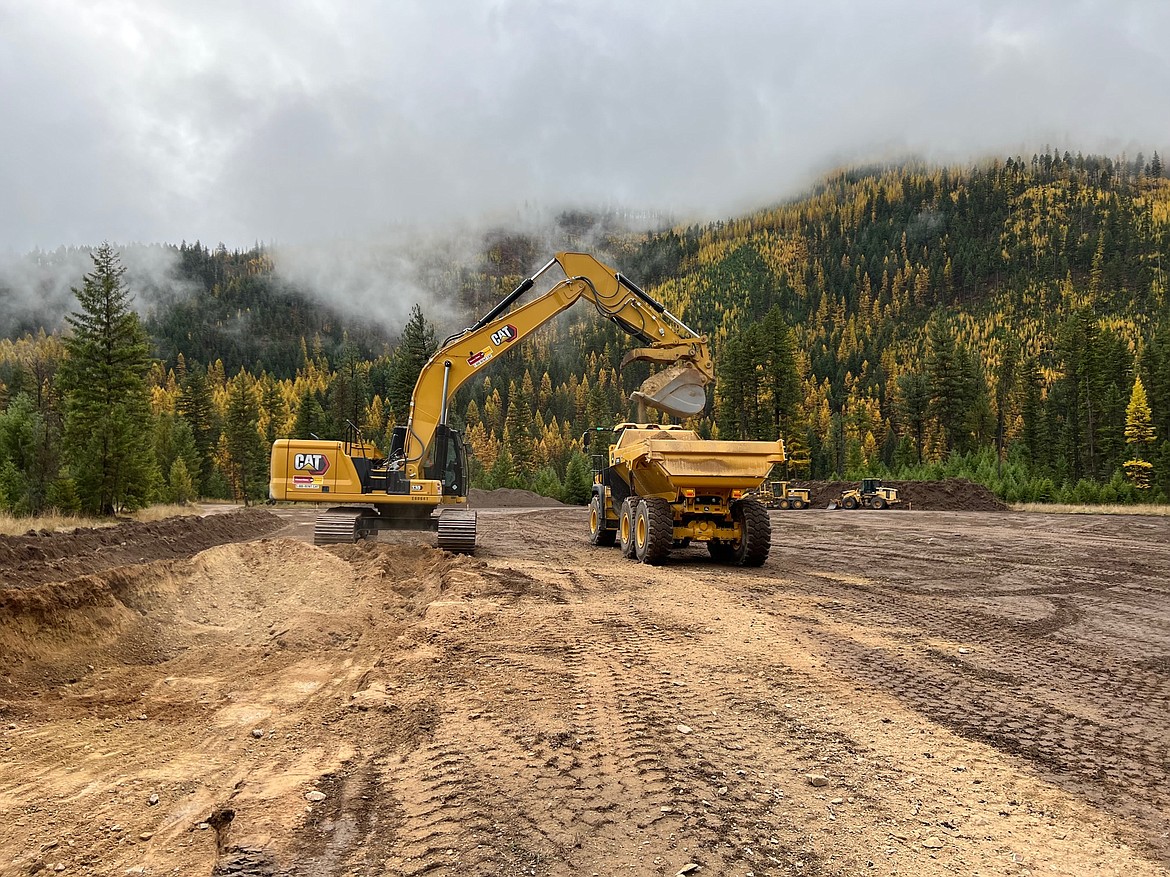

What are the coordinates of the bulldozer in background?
(750, 479, 811, 510)
(828, 478, 902, 510)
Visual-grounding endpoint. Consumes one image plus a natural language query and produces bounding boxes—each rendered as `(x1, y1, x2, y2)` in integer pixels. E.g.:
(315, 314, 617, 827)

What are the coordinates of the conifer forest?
(2, 151, 1169, 515)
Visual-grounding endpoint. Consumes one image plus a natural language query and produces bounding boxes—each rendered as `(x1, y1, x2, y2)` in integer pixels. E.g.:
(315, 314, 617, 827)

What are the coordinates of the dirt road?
(1, 506, 1168, 876)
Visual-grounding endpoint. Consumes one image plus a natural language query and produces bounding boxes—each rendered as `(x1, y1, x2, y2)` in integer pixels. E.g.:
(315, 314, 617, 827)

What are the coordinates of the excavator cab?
(422, 424, 469, 497)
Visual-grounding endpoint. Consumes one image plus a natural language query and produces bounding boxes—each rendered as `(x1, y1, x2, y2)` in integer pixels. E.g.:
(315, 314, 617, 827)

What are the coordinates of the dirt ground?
(1, 503, 1168, 877)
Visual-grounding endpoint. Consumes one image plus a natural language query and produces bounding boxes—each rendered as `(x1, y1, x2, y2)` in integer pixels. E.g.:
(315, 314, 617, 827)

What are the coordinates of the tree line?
(2, 152, 1169, 515)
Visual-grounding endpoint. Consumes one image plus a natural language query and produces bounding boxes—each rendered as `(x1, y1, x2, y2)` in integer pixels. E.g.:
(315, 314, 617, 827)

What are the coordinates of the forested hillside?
(1, 151, 1168, 514)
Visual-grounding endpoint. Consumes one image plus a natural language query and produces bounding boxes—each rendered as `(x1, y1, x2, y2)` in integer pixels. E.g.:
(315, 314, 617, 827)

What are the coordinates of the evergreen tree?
(387, 304, 437, 423)
(223, 373, 265, 503)
(562, 451, 592, 504)
(178, 364, 216, 495)
(894, 372, 930, 463)
(59, 245, 156, 515)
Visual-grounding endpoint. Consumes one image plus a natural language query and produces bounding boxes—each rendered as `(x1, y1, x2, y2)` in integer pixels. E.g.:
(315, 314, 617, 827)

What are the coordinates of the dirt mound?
(801, 478, 1007, 511)
(0, 508, 282, 588)
(469, 487, 565, 508)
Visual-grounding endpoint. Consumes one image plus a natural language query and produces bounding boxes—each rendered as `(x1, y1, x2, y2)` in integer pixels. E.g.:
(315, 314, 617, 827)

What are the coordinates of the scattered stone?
(958, 648, 972, 655)
(676, 724, 693, 735)
(677, 865, 700, 876)
(922, 836, 944, 849)
(196, 822, 210, 830)
(139, 832, 153, 841)
(148, 794, 159, 806)
(805, 774, 829, 788)
(251, 729, 264, 739)
(137, 714, 147, 721)
(830, 797, 844, 804)
(109, 825, 123, 833)
(305, 790, 327, 803)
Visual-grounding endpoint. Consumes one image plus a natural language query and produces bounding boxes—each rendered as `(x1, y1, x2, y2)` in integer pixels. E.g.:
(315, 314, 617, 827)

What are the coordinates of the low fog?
(1, 1, 1167, 329)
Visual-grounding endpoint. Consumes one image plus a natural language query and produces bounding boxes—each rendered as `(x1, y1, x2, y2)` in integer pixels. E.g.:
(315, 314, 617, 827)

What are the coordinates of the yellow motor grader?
(751, 479, 811, 510)
(271, 252, 781, 559)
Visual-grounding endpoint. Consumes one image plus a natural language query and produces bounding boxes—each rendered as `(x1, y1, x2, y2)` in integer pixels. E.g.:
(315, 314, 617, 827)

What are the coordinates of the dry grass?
(1011, 502, 1170, 516)
(0, 503, 204, 537)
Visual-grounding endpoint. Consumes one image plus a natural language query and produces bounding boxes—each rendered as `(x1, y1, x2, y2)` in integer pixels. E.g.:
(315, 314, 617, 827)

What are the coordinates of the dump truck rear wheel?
(634, 497, 673, 565)
(619, 499, 637, 558)
(732, 499, 771, 567)
(589, 494, 616, 546)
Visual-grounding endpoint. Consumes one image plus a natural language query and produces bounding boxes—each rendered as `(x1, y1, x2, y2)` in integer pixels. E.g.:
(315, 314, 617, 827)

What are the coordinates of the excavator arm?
(400, 251, 713, 480)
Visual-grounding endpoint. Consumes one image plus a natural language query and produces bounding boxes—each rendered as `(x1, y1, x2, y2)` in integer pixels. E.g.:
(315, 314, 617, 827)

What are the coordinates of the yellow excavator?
(270, 252, 721, 550)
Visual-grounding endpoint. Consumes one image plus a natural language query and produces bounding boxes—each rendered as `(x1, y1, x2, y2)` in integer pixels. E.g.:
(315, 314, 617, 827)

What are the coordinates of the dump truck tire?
(732, 499, 771, 567)
(589, 494, 617, 546)
(634, 497, 673, 565)
(619, 498, 637, 558)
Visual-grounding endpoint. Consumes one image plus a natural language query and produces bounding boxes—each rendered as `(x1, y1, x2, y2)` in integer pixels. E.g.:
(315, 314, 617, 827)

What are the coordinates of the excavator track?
(436, 509, 477, 553)
(313, 507, 374, 545)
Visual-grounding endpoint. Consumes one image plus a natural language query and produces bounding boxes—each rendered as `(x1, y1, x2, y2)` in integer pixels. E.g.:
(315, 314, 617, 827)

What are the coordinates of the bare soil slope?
(1, 506, 1168, 876)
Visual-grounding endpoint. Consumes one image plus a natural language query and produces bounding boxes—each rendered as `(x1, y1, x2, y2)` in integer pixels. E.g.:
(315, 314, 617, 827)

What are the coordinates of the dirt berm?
(803, 478, 1007, 511)
(0, 508, 282, 589)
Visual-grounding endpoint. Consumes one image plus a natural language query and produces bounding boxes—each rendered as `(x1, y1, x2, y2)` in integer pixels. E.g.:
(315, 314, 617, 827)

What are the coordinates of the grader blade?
(630, 363, 708, 419)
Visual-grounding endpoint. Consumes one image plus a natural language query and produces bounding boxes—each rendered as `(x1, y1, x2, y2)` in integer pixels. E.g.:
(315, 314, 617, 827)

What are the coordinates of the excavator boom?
(399, 252, 712, 479)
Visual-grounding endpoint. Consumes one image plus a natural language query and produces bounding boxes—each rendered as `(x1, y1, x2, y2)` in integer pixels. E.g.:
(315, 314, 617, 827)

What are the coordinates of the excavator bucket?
(630, 363, 708, 419)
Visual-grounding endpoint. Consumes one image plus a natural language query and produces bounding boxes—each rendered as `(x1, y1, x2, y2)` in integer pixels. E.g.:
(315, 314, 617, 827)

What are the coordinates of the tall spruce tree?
(388, 304, 437, 424)
(223, 373, 265, 503)
(60, 244, 156, 515)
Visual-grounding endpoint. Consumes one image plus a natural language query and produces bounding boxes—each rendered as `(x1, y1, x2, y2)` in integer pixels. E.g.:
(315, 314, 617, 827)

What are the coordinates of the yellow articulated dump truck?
(271, 251, 781, 560)
(585, 424, 785, 566)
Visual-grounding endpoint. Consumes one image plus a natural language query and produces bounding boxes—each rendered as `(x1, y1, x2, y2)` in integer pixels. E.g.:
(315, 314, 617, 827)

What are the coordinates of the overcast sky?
(1, 0, 1168, 254)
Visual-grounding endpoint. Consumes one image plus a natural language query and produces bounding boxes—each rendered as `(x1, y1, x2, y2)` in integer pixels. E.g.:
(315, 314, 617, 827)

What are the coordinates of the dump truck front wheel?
(634, 497, 673, 565)
(732, 498, 771, 566)
(589, 494, 617, 546)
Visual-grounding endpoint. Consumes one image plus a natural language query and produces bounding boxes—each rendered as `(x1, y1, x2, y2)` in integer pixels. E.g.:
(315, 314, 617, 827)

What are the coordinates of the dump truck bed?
(612, 428, 785, 495)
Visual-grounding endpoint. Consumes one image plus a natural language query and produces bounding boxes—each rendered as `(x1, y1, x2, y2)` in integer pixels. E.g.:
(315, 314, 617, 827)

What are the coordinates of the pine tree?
(223, 373, 265, 503)
(388, 304, 437, 423)
(59, 244, 156, 515)
(178, 364, 216, 495)
(895, 372, 930, 464)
